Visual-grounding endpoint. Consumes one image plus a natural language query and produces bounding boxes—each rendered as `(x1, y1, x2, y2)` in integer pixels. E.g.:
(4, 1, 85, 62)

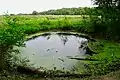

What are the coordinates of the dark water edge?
(26, 32, 96, 42)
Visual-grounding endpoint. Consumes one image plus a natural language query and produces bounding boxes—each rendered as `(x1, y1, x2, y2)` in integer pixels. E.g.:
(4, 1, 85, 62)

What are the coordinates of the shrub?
(0, 15, 25, 70)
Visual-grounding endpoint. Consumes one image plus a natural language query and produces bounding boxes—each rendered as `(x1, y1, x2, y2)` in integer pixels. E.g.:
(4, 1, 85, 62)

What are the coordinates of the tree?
(32, 11, 38, 15)
(92, 0, 120, 8)
(92, 0, 120, 40)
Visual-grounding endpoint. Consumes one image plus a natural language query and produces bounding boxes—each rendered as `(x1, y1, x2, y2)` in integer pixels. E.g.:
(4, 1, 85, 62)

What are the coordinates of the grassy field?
(0, 15, 92, 34)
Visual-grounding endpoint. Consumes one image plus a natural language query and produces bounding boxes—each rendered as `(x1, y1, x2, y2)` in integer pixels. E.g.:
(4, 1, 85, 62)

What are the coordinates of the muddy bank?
(17, 66, 91, 78)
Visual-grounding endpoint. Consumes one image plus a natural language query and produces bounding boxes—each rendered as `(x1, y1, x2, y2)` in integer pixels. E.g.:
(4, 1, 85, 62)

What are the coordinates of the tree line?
(31, 7, 99, 15)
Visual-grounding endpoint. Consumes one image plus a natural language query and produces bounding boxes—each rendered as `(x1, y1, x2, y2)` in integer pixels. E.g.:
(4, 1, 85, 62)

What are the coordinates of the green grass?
(89, 40, 120, 60)
(84, 40, 120, 76)
(0, 15, 92, 35)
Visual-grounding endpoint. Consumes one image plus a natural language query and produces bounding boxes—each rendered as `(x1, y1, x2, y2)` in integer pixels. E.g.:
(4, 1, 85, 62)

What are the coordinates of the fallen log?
(68, 57, 99, 61)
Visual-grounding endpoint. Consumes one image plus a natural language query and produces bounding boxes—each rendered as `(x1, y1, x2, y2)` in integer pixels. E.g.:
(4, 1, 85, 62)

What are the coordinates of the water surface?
(20, 32, 88, 71)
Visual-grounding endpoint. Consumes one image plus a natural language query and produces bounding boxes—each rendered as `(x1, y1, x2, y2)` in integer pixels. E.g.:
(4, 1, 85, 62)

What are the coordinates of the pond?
(20, 32, 90, 71)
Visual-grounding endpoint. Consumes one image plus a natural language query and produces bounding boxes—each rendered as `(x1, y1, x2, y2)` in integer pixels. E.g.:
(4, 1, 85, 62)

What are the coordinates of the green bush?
(0, 15, 25, 70)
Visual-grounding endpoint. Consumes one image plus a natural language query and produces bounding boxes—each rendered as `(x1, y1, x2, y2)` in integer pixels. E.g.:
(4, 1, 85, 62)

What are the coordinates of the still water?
(20, 32, 88, 71)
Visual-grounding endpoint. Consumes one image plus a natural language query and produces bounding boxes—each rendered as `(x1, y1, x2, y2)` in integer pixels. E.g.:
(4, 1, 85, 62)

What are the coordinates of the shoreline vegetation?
(1, 2, 120, 79)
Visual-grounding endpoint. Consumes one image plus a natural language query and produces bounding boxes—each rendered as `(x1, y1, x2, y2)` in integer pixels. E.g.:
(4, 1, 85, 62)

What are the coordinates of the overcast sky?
(0, 0, 95, 14)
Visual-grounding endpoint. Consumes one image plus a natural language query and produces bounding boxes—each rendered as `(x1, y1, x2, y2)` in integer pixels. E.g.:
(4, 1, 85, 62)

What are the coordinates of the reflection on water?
(58, 35, 68, 46)
(20, 32, 88, 71)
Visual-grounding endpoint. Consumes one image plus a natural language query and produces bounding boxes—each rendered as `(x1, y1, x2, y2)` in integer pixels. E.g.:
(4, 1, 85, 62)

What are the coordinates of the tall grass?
(3, 15, 93, 35)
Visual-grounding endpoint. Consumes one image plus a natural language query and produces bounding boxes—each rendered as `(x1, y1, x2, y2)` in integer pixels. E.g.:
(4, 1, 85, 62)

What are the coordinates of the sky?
(0, 0, 95, 14)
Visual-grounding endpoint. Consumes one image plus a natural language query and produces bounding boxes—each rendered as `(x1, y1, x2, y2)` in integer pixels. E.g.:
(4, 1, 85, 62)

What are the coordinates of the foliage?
(86, 40, 120, 75)
(0, 70, 26, 80)
(0, 14, 25, 70)
(32, 11, 39, 15)
(91, 0, 120, 40)
(30, 7, 97, 15)
(92, 0, 120, 8)
(87, 56, 120, 76)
